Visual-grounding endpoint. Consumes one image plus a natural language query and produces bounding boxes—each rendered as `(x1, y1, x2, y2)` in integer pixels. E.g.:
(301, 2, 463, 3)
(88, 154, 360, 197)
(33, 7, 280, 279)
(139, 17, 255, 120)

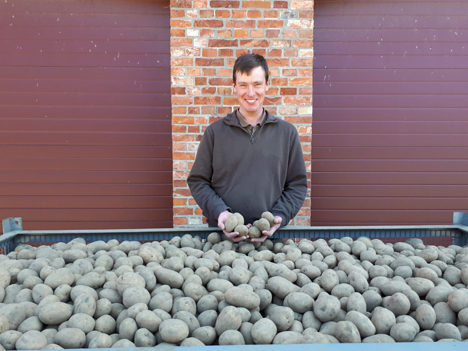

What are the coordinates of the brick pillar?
(170, 0, 313, 227)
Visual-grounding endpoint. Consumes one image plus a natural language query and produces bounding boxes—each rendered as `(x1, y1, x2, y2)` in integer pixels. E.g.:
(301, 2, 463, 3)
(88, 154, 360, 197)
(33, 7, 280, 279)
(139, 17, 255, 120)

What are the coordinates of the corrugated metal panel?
(312, 0, 468, 225)
(0, 0, 172, 230)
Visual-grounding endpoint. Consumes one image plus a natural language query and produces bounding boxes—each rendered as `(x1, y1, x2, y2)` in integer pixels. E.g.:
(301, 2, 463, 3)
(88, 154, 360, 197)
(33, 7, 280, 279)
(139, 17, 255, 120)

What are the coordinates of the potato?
(54, 328, 86, 349)
(219, 330, 245, 345)
(224, 287, 260, 310)
(225, 216, 238, 233)
(390, 322, 417, 342)
(314, 294, 341, 322)
(251, 318, 277, 344)
(256, 218, 270, 232)
(272, 331, 303, 344)
(371, 307, 396, 334)
(192, 326, 217, 345)
(215, 306, 242, 335)
(159, 319, 189, 344)
(248, 226, 262, 239)
(261, 212, 275, 226)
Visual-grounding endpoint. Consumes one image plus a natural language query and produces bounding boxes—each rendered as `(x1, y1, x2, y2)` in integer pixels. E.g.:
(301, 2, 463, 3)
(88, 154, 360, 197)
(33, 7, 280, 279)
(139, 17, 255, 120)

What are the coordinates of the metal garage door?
(0, 0, 172, 230)
(312, 0, 468, 225)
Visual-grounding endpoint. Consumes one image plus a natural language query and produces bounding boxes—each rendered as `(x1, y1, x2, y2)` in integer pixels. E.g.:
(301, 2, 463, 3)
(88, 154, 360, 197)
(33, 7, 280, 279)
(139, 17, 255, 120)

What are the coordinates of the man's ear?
(265, 81, 270, 91)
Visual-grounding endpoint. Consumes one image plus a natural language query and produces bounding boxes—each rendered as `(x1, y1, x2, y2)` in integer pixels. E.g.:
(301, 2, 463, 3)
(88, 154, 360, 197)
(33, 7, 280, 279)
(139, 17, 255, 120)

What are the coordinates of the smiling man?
(187, 53, 307, 242)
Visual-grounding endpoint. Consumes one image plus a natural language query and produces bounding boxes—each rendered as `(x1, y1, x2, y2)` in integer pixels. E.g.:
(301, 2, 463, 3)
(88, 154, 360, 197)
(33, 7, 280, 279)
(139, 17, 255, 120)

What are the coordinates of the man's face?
(233, 66, 269, 119)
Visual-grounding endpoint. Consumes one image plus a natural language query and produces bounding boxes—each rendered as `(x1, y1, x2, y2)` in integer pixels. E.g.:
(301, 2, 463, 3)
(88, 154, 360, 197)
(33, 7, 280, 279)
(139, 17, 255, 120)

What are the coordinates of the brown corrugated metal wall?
(0, 0, 172, 230)
(312, 0, 468, 225)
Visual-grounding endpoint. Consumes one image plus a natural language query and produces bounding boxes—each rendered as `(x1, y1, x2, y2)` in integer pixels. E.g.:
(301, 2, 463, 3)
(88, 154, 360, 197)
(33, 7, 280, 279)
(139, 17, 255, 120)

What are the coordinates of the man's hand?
(218, 210, 248, 242)
(250, 216, 282, 243)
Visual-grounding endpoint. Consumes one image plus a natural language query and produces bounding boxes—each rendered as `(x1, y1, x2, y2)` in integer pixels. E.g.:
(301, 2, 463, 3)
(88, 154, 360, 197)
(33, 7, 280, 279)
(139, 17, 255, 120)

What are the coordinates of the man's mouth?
(245, 99, 257, 103)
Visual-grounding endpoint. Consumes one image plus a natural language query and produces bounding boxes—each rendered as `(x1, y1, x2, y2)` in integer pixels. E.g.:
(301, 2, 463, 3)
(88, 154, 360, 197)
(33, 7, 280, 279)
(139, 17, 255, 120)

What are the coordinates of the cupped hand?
(218, 210, 248, 242)
(250, 216, 282, 243)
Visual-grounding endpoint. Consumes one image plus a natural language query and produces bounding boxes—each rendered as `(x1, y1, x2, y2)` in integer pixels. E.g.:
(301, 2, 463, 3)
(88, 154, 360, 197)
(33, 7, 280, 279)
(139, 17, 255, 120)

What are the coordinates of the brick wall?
(170, 0, 313, 227)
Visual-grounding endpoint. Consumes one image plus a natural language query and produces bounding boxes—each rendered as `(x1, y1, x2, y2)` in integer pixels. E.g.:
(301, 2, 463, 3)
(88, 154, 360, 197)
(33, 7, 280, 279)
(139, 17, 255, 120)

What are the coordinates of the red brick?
(171, 67, 185, 75)
(242, 1, 271, 8)
(196, 117, 209, 124)
(171, 29, 186, 37)
(171, 38, 192, 47)
(193, 1, 208, 9)
(210, 0, 240, 8)
(202, 48, 218, 57)
(252, 49, 266, 56)
(202, 106, 216, 114)
(172, 125, 186, 133)
(293, 40, 313, 48)
(280, 88, 297, 95)
(232, 10, 246, 18)
(290, 78, 312, 86)
(171, 0, 193, 8)
(218, 29, 233, 38)
(173, 143, 187, 151)
(264, 97, 282, 105)
(216, 10, 231, 18)
(300, 10, 314, 19)
(171, 19, 192, 28)
(204, 68, 216, 75)
(299, 87, 313, 95)
(173, 116, 195, 124)
(268, 49, 282, 57)
(285, 116, 312, 124)
(288, 20, 313, 29)
(284, 49, 298, 57)
(173, 217, 188, 225)
(266, 29, 281, 38)
(172, 96, 194, 105)
(195, 208, 204, 215)
(173, 134, 196, 141)
(292, 58, 313, 67)
(187, 48, 202, 56)
(174, 152, 196, 161)
(299, 30, 314, 39)
(171, 9, 186, 17)
(264, 10, 278, 18)
(266, 87, 278, 95)
(173, 198, 187, 206)
(200, 9, 215, 17)
(267, 58, 290, 67)
(194, 20, 224, 27)
(283, 68, 297, 76)
(284, 96, 312, 105)
(226, 20, 256, 28)
(209, 39, 238, 47)
(251, 30, 264, 38)
(272, 78, 288, 86)
(247, 10, 262, 18)
(218, 68, 231, 76)
(208, 78, 231, 86)
(195, 96, 222, 104)
(188, 126, 201, 133)
(200, 29, 216, 37)
(188, 198, 198, 206)
(195, 58, 225, 66)
(235, 29, 249, 38)
(172, 106, 186, 114)
(292, 0, 313, 9)
(265, 106, 277, 114)
(269, 68, 280, 76)
(273, 1, 288, 8)
(188, 106, 201, 114)
(258, 20, 284, 28)
(218, 87, 232, 95)
(279, 106, 297, 114)
(298, 69, 313, 77)
(172, 87, 186, 95)
(187, 67, 202, 76)
(188, 87, 201, 96)
(240, 39, 269, 47)
(202, 87, 217, 94)
(224, 97, 238, 105)
(283, 30, 297, 38)
(219, 48, 234, 56)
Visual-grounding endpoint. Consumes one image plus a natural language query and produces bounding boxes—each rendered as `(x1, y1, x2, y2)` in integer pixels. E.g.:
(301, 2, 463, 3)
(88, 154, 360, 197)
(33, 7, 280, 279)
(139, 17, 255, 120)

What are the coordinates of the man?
(187, 53, 307, 242)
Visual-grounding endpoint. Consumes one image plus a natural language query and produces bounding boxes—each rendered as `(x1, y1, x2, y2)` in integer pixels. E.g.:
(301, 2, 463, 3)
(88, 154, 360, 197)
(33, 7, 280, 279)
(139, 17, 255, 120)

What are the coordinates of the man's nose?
(247, 85, 255, 95)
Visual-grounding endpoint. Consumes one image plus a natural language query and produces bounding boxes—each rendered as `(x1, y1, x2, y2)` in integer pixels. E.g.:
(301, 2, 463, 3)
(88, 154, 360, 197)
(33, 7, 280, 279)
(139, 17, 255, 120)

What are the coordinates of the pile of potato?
(0, 233, 467, 350)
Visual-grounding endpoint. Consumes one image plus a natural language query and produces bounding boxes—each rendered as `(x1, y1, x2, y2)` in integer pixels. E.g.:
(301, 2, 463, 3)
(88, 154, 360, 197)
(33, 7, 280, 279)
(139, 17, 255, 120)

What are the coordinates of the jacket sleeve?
(187, 128, 230, 223)
(270, 129, 308, 226)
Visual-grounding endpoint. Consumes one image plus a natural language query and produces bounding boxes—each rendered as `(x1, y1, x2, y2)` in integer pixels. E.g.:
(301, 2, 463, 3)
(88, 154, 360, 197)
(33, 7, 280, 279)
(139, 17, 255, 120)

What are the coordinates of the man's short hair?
(232, 53, 269, 84)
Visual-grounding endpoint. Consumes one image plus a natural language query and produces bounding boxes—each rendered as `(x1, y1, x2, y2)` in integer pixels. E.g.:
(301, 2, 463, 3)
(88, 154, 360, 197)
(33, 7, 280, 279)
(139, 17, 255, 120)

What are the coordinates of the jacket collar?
(223, 109, 278, 127)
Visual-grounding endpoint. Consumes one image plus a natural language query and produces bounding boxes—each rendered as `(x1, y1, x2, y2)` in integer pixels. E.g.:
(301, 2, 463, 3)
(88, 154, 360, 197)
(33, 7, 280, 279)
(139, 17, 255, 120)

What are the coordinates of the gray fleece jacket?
(187, 110, 308, 227)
